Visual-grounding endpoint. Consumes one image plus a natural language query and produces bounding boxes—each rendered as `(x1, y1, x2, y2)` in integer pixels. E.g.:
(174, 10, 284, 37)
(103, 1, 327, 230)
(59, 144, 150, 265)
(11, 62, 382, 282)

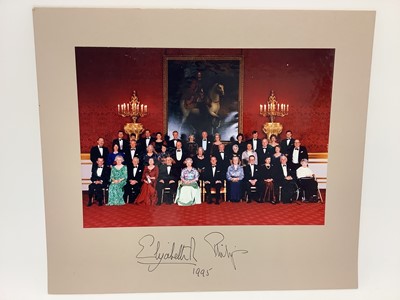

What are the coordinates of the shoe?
(87, 202, 92, 207)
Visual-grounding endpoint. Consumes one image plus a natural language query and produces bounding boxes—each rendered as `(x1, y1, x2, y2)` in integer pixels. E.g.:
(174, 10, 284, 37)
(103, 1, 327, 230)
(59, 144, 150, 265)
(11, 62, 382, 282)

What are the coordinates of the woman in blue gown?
(107, 143, 125, 167)
(226, 156, 244, 202)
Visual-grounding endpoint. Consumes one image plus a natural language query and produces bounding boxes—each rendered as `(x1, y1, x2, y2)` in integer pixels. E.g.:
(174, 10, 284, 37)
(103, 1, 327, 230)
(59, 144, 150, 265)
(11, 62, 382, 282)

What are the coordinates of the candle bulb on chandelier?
(118, 104, 120, 113)
(144, 105, 147, 113)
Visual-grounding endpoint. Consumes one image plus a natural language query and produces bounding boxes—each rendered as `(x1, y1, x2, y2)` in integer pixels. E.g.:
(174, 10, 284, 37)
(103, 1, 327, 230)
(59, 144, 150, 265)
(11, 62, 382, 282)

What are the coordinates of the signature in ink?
(136, 234, 197, 272)
(204, 232, 248, 270)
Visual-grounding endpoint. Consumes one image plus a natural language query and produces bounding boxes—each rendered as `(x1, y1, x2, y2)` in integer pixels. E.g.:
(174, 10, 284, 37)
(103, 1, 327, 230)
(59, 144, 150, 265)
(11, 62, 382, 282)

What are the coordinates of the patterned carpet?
(82, 191, 325, 227)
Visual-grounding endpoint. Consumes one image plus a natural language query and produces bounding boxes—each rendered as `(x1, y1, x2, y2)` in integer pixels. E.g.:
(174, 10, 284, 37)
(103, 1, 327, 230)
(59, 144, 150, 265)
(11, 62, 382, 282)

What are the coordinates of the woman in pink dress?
(135, 157, 159, 205)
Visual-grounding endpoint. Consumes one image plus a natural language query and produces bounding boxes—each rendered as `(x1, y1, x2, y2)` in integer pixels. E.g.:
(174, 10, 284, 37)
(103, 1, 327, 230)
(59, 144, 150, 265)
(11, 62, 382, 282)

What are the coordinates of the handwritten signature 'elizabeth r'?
(136, 234, 197, 272)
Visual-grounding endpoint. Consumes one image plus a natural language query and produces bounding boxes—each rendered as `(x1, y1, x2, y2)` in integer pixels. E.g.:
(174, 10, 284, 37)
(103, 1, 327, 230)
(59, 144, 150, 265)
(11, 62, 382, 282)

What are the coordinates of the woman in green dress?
(107, 155, 127, 206)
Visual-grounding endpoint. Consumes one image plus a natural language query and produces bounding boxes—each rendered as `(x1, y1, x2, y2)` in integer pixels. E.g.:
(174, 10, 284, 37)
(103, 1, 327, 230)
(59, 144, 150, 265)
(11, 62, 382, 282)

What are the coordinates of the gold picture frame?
(163, 55, 244, 140)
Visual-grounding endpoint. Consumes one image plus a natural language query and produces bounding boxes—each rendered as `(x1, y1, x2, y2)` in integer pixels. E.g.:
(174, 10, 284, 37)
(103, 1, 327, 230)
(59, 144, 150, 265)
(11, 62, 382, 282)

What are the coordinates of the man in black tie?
(247, 130, 262, 152)
(273, 155, 297, 204)
(138, 129, 155, 153)
(167, 130, 181, 149)
(89, 137, 109, 170)
(88, 157, 110, 206)
(197, 131, 212, 157)
(124, 157, 143, 203)
(125, 139, 141, 167)
(287, 139, 309, 170)
(172, 141, 187, 170)
(215, 143, 230, 173)
(257, 138, 270, 164)
(279, 130, 295, 155)
(203, 156, 224, 204)
(156, 156, 179, 205)
(112, 130, 129, 153)
(244, 155, 262, 203)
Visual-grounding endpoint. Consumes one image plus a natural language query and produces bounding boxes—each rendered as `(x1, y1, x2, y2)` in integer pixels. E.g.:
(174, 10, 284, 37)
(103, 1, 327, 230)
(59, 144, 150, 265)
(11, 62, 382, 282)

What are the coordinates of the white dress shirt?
(292, 148, 300, 164)
(202, 139, 207, 150)
(252, 139, 258, 151)
(96, 167, 103, 177)
(281, 164, 288, 177)
(176, 149, 182, 161)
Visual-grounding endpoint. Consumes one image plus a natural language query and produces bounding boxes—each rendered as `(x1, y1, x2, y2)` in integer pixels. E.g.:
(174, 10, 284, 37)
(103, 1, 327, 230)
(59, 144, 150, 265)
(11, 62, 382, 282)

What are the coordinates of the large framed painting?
(164, 56, 243, 140)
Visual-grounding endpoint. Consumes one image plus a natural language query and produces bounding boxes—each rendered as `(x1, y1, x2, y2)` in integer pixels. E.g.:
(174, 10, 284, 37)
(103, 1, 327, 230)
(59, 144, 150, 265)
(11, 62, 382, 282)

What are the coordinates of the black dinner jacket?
(112, 138, 130, 153)
(287, 145, 309, 164)
(125, 147, 142, 166)
(167, 138, 182, 149)
(203, 164, 224, 183)
(197, 137, 213, 156)
(273, 163, 297, 185)
(279, 138, 295, 155)
(138, 137, 156, 152)
(171, 149, 188, 169)
(215, 151, 230, 173)
(246, 138, 262, 152)
(257, 147, 270, 164)
(90, 146, 110, 164)
(127, 164, 144, 182)
(244, 163, 261, 181)
(158, 164, 180, 182)
(90, 165, 110, 184)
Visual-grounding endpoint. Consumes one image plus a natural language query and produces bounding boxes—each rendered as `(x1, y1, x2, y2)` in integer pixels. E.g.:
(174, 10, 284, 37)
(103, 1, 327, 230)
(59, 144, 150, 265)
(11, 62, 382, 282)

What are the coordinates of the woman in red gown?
(135, 157, 159, 205)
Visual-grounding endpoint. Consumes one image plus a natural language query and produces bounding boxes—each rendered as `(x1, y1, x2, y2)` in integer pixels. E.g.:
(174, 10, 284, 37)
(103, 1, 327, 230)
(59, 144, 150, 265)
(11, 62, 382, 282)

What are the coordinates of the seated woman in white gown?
(296, 158, 319, 202)
(174, 158, 201, 206)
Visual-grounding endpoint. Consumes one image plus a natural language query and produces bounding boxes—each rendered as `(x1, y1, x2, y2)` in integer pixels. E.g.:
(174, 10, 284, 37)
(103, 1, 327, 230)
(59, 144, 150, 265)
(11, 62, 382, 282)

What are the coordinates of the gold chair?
(201, 180, 227, 202)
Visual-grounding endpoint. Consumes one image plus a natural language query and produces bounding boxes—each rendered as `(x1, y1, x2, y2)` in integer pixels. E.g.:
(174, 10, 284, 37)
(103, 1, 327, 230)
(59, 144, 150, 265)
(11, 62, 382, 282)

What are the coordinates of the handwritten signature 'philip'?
(204, 232, 248, 270)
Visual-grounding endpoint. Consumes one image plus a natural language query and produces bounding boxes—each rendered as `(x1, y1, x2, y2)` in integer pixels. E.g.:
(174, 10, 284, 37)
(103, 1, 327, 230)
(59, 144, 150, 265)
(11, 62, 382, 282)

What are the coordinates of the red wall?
(76, 48, 333, 153)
